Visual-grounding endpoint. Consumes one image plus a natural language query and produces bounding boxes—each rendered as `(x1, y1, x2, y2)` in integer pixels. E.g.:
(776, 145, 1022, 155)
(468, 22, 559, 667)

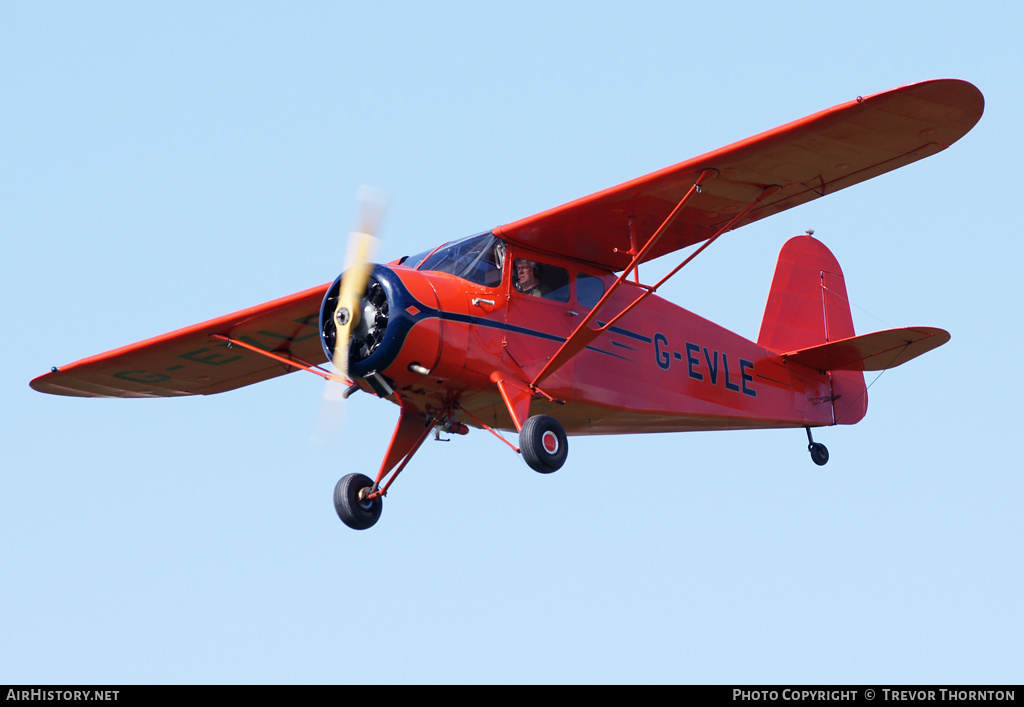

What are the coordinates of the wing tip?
(30, 371, 97, 398)
(869, 78, 985, 141)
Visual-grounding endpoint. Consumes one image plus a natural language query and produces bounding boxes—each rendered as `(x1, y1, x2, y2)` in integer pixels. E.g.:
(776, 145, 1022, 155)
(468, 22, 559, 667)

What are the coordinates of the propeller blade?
(314, 188, 386, 445)
(324, 187, 386, 404)
(332, 233, 380, 380)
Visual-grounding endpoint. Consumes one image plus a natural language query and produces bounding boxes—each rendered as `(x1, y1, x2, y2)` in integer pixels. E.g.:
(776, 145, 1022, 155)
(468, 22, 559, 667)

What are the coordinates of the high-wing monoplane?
(32, 79, 984, 530)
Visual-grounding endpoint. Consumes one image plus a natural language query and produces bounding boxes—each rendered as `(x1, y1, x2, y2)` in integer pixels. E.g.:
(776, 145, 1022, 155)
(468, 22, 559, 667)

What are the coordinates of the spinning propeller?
(314, 188, 387, 442)
(330, 187, 386, 384)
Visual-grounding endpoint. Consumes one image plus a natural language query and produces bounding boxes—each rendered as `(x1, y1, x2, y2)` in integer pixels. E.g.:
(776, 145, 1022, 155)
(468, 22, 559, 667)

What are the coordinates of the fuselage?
(322, 233, 835, 436)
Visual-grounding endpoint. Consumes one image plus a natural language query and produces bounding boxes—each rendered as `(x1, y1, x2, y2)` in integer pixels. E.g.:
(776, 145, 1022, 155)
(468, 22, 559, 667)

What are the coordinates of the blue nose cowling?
(319, 265, 432, 379)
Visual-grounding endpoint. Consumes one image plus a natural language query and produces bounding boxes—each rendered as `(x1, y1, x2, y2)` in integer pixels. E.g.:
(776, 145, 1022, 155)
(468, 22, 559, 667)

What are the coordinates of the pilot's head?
(514, 258, 541, 291)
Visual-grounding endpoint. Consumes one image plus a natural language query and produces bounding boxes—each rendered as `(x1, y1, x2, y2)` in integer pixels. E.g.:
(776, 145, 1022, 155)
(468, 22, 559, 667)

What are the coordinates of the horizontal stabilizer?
(773, 327, 950, 372)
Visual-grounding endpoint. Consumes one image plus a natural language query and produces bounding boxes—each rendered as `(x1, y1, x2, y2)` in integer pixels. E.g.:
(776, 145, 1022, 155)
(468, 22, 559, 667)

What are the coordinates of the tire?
(809, 443, 829, 467)
(520, 415, 568, 474)
(334, 473, 383, 530)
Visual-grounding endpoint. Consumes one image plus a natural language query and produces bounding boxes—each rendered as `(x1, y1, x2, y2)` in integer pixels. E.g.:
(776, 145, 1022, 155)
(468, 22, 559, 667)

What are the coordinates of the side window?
(512, 258, 569, 302)
(577, 272, 605, 309)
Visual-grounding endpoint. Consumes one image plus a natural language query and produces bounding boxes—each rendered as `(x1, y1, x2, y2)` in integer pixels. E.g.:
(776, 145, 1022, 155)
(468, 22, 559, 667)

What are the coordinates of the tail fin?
(758, 236, 867, 425)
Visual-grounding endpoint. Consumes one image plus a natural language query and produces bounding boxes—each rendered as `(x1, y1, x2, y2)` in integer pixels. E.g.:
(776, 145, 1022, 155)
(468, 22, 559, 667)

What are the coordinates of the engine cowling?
(319, 265, 447, 384)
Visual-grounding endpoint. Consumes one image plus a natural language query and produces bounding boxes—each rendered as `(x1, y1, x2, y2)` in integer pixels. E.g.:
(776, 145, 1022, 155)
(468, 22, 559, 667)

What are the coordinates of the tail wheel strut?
(805, 427, 829, 466)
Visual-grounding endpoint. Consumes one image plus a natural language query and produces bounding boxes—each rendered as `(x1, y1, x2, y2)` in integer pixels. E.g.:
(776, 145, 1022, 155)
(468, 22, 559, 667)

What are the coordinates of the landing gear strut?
(331, 409, 434, 530)
(805, 427, 829, 466)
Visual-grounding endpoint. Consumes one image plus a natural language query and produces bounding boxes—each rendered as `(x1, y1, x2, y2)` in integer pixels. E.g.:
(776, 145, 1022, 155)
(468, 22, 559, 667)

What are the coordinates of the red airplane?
(31, 79, 984, 530)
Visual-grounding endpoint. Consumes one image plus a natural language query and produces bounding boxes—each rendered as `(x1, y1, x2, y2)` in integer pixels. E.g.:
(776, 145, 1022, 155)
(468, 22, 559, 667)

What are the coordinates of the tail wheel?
(520, 415, 568, 474)
(809, 442, 829, 466)
(334, 473, 383, 530)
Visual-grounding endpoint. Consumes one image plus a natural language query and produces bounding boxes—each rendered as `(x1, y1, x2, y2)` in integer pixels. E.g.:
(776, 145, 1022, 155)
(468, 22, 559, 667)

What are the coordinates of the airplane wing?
(31, 284, 330, 398)
(496, 79, 984, 272)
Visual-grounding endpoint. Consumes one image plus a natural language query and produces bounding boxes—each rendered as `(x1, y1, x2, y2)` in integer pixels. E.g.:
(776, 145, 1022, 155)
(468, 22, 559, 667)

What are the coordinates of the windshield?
(414, 233, 505, 287)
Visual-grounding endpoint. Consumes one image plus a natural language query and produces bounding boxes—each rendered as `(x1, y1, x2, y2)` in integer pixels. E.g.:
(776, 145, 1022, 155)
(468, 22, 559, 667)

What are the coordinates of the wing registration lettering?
(31, 284, 330, 398)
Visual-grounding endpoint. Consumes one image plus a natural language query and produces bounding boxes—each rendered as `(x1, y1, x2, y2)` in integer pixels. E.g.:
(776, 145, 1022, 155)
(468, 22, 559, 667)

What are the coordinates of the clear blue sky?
(4, 1, 1021, 684)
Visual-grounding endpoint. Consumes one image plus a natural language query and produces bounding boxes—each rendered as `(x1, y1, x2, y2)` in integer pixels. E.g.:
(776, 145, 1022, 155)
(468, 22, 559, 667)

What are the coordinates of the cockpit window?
(414, 233, 505, 287)
(513, 258, 569, 302)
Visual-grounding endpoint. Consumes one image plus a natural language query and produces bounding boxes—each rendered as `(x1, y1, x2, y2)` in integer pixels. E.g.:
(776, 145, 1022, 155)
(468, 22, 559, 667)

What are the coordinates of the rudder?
(758, 236, 867, 425)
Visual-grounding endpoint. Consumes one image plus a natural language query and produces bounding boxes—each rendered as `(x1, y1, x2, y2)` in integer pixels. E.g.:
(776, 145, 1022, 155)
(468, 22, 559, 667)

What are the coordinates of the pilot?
(514, 258, 545, 297)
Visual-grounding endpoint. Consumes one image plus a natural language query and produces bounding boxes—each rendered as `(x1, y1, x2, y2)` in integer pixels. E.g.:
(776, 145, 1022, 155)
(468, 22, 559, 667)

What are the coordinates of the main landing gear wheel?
(519, 415, 568, 474)
(334, 473, 383, 530)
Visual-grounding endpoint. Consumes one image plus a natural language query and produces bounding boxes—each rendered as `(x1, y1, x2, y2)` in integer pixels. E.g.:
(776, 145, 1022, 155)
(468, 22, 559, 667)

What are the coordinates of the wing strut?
(531, 177, 782, 387)
(210, 334, 335, 381)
